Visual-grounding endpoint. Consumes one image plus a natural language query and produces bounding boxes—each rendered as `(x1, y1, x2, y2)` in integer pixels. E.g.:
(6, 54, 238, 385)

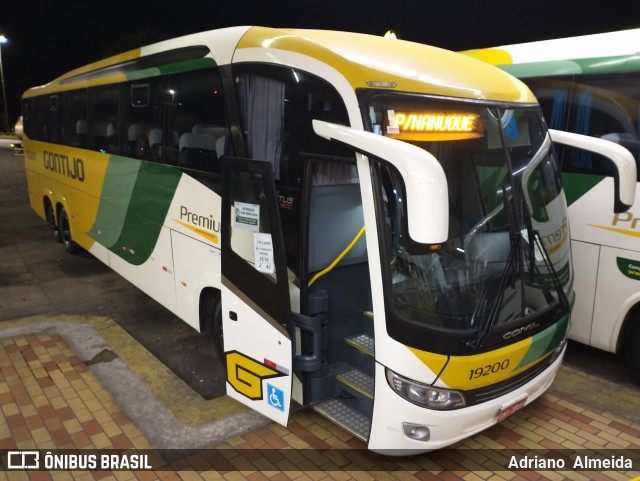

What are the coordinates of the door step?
(336, 368, 374, 399)
(344, 333, 374, 357)
(313, 398, 371, 442)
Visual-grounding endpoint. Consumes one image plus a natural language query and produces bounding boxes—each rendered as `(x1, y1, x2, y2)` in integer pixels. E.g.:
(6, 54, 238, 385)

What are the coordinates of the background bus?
(21, 26, 635, 453)
(462, 28, 640, 384)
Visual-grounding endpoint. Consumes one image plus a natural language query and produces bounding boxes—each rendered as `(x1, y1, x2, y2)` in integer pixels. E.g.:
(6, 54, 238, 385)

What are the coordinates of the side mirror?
(312, 120, 449, 244)
(549, 129, 636, 212)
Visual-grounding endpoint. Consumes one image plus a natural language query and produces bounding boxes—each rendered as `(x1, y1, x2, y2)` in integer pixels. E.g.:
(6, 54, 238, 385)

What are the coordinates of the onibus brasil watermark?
(5, 451, 152, 470)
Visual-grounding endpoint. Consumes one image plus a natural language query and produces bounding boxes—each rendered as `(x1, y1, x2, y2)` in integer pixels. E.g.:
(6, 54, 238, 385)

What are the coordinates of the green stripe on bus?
(500, 54, 640, 78)
(574, 54, 640, 75)
(515, 314, 569, 370)
(560, 172, 605, 206)
(501, 61, 582, 78)
(108, 162, 182, 266)
(87, 156, 142, 248)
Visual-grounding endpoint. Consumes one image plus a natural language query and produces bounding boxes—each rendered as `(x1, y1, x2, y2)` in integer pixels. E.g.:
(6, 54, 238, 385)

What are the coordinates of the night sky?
(1, 0, 638, 128)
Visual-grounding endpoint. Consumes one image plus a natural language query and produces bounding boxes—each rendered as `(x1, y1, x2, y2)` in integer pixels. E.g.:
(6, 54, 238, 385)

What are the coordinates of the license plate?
(496, 393, 528, 423)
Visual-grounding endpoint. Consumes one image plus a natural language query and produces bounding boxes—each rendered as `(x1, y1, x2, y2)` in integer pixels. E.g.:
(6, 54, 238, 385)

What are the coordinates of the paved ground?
(1, 315, 639, 480)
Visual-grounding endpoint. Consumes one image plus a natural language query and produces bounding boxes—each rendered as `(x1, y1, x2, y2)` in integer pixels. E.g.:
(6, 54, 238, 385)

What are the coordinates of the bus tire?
(200, 289, 225, 364)
(212, 301, 225, 365)
(58, 207, 80, 255)
(45, 199, 61, 243)
(625, 320, 640, 385)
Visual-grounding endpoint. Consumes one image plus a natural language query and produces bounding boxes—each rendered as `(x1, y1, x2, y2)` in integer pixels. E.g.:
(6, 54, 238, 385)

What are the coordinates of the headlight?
(386, 368, 466, 410)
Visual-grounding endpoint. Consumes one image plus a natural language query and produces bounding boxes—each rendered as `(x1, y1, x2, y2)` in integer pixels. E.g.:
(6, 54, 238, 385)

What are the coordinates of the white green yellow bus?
(463, 28, 640, 384)
(21, 26, 636, 454)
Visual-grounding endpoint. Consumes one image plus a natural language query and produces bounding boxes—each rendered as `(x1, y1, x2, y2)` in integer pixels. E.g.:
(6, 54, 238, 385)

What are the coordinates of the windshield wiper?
(527, 227, 570, 311)
(469, 195, 569, 349)
(468, 237, 519, 349)
(521, 198, 570, 310)
(468, 184, 522, 349)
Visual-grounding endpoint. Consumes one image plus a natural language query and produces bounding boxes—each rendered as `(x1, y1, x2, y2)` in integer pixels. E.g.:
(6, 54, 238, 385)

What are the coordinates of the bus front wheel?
(201, 290, 225, 364)
(58, 207, 80, 255)
(625, 320, 640, 385)
(45, 199, 61, 243)
(212, 301, 225, 365)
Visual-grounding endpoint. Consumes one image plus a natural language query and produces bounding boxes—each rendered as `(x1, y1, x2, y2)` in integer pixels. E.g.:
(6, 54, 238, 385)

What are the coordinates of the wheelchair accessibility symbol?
(267, 383, 285, 412)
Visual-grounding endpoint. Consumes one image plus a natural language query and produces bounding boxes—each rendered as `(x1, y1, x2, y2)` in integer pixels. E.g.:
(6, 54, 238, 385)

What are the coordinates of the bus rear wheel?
(625, 320, 640, 385)
(58, 207, 80, 255)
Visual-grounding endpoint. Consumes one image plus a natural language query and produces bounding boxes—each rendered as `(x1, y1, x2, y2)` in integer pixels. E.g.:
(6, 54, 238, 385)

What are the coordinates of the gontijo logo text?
(43, 150, 85, 182)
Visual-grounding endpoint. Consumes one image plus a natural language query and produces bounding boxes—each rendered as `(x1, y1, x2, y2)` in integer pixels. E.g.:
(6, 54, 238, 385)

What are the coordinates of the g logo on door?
(225, 351, 285, 400)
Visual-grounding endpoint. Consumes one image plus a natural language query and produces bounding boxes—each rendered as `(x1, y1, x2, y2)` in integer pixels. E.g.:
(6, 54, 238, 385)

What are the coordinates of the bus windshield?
(363, 93, 572, 353)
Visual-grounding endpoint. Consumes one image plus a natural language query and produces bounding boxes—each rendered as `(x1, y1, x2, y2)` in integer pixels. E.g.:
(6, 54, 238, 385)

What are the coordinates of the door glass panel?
(229, 169, 279, 283)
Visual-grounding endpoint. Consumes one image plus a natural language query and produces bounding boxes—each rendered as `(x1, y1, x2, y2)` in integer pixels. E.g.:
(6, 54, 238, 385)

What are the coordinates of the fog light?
(402, 422, 430, 441)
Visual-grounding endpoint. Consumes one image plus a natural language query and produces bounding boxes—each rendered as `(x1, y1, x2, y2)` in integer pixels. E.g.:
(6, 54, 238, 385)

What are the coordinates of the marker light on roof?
(366, 81, 397, 89)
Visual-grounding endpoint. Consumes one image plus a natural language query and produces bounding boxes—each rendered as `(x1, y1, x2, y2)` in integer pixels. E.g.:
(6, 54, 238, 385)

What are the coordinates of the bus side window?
(22, 99, 31, 139)
(122, 80, 163, 160)
(88, 85, 120, 154)
(165, 68, 230, 171)
(529, 74, 640, 179)
(236, 74, 286, 179)
(28, 96, 49, 142)
(234, 65, 352, 188)
(62, 90, 88, 149)
(48, 95, 63, 144)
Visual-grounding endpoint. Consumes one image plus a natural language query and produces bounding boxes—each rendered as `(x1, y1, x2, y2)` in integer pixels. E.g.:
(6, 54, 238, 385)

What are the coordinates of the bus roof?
(24, 26, 535, 103)
(461, 28, 640, 78)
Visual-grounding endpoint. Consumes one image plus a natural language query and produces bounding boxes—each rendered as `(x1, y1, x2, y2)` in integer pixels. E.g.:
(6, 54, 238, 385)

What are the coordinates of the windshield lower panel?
(363, 91, 572, 354)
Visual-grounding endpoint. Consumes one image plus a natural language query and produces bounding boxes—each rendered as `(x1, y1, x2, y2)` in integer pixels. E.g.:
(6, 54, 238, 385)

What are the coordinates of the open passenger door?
(220, 157, 292, 426)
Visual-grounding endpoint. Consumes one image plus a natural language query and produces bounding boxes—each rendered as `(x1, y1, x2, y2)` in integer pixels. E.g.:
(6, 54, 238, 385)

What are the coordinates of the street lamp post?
(0, 35, 9, 133)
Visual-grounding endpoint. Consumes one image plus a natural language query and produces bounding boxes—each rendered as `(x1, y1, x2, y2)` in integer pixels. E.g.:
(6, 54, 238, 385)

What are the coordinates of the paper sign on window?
(254, 232, 275, 274)
(234, 202, 260, 231)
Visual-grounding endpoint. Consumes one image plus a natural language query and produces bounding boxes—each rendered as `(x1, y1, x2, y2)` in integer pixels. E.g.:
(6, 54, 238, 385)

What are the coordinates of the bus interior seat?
(126, 123, 144, 155)
(192, 124, 230, 158)
(75, 120, 88, 147)
(216, 136, 227, 159)
(93, 120, 116, 153)
(192, 123, 222, 135)
(465, 231, 509, 278)
(178, 132, 219, 171)
(148, 128, 163, 160)
(308, 183, 367, 275)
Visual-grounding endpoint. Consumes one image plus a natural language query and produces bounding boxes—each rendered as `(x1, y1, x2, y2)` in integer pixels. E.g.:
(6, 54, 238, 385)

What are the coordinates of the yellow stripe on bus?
(409, 336, 534, 390)
(460, 48, 513, 66)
